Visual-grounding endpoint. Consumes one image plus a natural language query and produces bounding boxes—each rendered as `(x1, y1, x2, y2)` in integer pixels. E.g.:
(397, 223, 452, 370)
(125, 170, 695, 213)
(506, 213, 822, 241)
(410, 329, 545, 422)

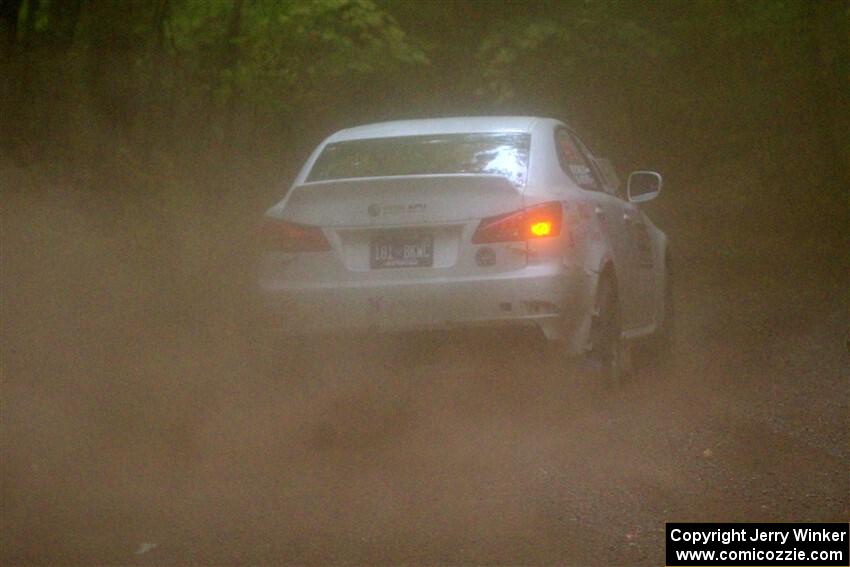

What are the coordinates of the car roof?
(327, 116, 554, 142)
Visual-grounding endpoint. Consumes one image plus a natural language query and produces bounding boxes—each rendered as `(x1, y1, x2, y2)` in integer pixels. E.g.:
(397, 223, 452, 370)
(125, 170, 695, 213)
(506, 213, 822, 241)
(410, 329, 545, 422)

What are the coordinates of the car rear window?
(306, 133, 530, 186)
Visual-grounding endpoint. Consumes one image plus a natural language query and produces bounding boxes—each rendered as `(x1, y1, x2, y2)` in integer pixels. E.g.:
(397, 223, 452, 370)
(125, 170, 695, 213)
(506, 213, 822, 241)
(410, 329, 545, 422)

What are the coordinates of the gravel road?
(2, 171, 847, 565)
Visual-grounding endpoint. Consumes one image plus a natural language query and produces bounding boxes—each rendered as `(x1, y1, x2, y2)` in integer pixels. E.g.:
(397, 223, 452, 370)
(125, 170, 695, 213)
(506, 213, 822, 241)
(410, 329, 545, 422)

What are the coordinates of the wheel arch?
(560, 259, 619, 357)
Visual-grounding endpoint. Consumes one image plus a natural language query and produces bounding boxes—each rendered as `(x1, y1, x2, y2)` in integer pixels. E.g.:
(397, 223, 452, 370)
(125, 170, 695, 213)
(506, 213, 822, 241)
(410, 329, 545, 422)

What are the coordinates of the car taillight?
(472, 201, 563, 244)
(258, 218, 331, 252)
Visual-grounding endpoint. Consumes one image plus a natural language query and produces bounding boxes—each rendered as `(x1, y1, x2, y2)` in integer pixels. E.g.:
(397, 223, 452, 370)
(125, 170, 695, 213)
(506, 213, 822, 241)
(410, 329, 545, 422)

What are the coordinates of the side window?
(554, 128, 602, 191)
(572, 134, 622, 198)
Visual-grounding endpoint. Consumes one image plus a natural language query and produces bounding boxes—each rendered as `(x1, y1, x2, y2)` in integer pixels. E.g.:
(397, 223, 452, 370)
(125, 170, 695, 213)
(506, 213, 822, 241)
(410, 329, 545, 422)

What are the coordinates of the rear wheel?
(586, 274, 631, 389)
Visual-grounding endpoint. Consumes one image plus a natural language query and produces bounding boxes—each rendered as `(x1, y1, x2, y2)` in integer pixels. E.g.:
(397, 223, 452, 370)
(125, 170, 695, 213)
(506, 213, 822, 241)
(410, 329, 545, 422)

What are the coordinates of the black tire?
(586, 274, 631, 389)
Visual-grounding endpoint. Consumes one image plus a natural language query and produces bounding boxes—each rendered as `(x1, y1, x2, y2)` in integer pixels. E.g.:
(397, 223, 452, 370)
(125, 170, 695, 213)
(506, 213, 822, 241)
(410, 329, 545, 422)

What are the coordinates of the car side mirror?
(627, 171, 663, 203)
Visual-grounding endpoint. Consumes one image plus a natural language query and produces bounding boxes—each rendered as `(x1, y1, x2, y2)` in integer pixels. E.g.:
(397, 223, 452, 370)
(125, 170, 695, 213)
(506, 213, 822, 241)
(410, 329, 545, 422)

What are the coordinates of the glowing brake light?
(530, 221, 552, 237)
(472, 201, 562, 243)
(258, 218, 331, 252)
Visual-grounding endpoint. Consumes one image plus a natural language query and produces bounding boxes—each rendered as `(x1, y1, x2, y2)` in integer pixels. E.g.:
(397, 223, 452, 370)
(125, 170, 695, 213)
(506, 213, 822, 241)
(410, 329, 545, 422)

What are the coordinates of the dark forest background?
(1, 0, 847, 256)
(1, 5, 848, 563)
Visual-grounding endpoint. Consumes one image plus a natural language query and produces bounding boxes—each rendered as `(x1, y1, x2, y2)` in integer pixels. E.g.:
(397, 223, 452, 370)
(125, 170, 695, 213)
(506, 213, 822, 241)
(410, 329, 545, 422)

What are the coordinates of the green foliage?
(476, 2, 672, 101)
(1, 0, 846, 213)
(167, 0, 426, 115)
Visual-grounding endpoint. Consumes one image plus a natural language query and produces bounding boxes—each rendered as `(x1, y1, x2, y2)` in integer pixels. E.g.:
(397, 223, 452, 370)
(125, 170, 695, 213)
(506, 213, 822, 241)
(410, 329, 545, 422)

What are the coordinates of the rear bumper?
(257, 263, 593, 341)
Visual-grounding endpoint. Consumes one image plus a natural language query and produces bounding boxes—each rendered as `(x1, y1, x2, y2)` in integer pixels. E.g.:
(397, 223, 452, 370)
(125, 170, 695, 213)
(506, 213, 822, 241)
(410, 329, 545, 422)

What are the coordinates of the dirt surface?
(2, 163, 848, 565)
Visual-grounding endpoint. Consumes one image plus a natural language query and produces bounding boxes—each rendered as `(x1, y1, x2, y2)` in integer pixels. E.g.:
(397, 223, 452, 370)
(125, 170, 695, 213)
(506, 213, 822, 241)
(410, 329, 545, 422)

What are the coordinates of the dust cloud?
(2, 155, 848, 565)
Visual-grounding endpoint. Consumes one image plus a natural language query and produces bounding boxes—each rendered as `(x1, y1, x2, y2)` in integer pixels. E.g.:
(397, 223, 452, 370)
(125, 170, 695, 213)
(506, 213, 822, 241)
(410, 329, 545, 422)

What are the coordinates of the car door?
(575, 134, 657, 329)
(557, 129, 644, 331)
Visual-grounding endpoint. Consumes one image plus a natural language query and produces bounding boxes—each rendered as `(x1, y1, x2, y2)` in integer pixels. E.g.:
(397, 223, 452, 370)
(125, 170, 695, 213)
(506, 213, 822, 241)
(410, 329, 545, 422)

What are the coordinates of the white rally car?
(255, 116, 671, 380)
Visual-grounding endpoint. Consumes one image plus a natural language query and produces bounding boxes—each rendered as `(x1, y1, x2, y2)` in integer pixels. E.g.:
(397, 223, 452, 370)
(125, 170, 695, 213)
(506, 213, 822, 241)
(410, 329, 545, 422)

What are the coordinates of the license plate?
(370, 233, 433, 269)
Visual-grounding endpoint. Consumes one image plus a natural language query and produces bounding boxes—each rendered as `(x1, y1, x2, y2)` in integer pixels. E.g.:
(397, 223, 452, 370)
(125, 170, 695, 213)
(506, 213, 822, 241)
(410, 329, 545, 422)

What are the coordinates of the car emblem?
(475, 246, 496, 267)
(368, 204, 381, 217)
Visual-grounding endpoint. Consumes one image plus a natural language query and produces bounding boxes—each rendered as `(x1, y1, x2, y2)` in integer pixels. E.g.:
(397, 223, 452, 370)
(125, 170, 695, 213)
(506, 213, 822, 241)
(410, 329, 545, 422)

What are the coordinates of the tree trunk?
(46, 0, 82, 51)
(221, 0, 244, 148)
(143, 0, 171, 159)
(805, 0, 849, 191)
(0, 0, 23, 57)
